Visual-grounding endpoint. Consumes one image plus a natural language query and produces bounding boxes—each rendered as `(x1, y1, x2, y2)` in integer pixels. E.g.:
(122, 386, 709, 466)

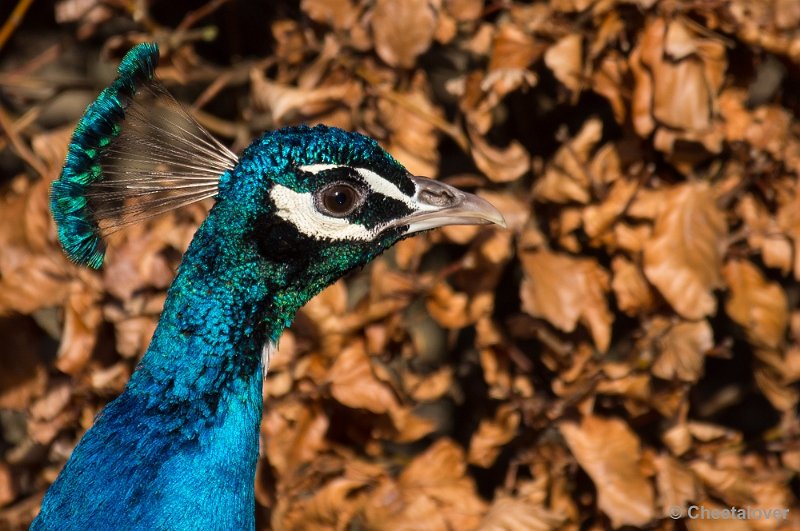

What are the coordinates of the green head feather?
(51, 43, 159, 269)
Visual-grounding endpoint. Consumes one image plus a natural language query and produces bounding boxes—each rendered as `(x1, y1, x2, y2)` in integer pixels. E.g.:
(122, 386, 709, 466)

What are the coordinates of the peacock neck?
(129, 204, 288, 400)
(33, 204, 299, 530)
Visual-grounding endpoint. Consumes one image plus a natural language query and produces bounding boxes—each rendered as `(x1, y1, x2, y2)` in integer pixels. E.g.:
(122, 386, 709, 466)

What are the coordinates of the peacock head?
(51, 42, 505, 307)
(214, 124, 505, 293)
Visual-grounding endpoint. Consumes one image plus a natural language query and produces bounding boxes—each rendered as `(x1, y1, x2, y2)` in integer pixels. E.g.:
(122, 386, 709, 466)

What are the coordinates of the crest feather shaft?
(51, 43, 238, 268)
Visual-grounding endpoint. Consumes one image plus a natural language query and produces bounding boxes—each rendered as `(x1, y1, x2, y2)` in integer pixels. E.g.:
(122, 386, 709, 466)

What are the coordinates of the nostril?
(419, 187, 456, 207)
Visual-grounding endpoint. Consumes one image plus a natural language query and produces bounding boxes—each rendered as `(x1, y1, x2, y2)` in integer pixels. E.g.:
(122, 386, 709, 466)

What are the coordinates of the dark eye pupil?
(322, 185, 357, 215)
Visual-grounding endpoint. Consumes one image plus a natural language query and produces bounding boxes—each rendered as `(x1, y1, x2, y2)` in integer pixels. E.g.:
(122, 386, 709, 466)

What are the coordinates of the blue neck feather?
(34, 196, 280, 529)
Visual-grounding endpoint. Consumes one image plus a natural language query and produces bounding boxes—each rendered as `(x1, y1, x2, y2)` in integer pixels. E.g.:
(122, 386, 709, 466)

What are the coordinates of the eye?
(315, 183, 363, 217)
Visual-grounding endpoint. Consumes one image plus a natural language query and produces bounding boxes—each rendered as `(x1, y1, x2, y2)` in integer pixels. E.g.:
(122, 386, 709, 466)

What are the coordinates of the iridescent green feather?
(51, 43, 159, 269)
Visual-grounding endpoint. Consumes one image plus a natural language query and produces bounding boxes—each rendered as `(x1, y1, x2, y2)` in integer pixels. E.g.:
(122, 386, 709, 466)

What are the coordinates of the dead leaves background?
(1, 0, 800, 529)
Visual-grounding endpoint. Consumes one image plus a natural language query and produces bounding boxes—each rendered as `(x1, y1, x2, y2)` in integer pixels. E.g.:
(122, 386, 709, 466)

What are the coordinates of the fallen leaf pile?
(1, 1, 799, 529)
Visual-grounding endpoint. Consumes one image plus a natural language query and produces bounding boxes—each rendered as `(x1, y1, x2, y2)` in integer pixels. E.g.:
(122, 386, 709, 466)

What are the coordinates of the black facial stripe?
(249, 214, 324, 273)
(347, 193, 414, 230)
(297, 166, 363, 189)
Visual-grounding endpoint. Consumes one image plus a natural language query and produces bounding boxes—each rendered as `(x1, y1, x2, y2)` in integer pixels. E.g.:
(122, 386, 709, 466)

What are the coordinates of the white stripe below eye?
(270, 184, 375, 241)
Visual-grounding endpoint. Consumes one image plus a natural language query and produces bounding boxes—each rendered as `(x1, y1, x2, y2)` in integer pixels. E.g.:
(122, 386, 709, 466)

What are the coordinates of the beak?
(389, 176, 507, 234)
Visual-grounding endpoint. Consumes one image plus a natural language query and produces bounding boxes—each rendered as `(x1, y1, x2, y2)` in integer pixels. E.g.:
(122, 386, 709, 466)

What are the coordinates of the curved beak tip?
(397, 176, 509, 234)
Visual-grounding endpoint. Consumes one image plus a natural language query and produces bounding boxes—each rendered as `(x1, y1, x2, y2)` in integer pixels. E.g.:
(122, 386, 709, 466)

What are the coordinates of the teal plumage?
(50, 43, 159, 269)
(35, 43, 504, 529)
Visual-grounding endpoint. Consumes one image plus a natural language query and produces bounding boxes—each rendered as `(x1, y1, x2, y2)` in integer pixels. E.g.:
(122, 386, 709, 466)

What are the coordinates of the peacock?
(33, 43, 504, 529)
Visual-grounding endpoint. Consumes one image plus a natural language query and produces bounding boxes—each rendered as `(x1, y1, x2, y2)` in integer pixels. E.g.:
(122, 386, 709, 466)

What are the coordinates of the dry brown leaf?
(403, 366, 453, 402)
(738, 194, 793, 275)
(361, 439, 485, 529)
(263, 400, 329, 477)
(753, 355, 799, 411)
(388, 407, 437, 443)
(723, 259, 787, 349)
(478, 495, 564, 531)
(55, 288, 102, 375)
(398, 439, 486, 520)
(103, 210, 199, 302)
(613, 222, 652, 254)
(276, 477, 365, 529)
(371, 0, 437, 69)
(0, 174, 72, 316)
(643, 182, 727, 320)
(445, 0, 483, 22)
(534, 119, 603, 204)
(560, 415, 655, 527)
(377, 82, 441, 177)
(652, 319, 713, 383)
(631, 17, 727, 154)
(688, 460, 754, 504)
(250, 69, 362, 125)
(583, 176, 639, 239)
(611, 256, 656, 316)
(29, 381, 71, 422)
(484, 23, 541, 97)
(270, 20, 307, 65)
(467, 404, 520, 468)
(0, 464, 15, 508)
(653, 454, 698, 518)
(113, 316, 158, 359)
(777, 183, 800, 280)
(662, 422, 693, 456)
(478, 191, 531, 234)
(468, 125, 531, 183)
(425, 281, 471, 329)
(519, 249, 613, 352)
(480, 347, 512, 400)
(300, 0, 359, 30)
(488, 23, 540, 73)
(544, 33, 583, 93)
(327, 341, 399, 414)
(592, 51, 628, 123)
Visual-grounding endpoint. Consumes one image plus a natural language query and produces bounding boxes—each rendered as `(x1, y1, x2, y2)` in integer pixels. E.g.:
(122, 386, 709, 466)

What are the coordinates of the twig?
(356, 67, 470, 152)
(191, 108, 240, 139)
(5, 42, 61, 77)
(0, 104, 47, 177)
(192, 70, 234, 111)
(0, 0, 35, 51)
(177, 0, 233, 32)
(378, 89, 470, 152)
(0, 104, 41, 152)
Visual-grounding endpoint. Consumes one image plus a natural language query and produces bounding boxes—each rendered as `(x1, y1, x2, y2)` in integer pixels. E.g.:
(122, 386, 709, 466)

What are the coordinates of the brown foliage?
(2, 0, 800, 529)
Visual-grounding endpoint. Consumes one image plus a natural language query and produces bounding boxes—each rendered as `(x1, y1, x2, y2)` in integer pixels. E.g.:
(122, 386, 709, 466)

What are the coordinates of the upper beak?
(389, 176, 507, 234)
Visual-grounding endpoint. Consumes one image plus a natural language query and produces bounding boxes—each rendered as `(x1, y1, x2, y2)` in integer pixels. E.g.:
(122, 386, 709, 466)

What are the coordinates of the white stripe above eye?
(298, 163, 341, 174)
(270, 184, 376, 241)
(354, 168, 417, 209)
(297, 164, 437, 212)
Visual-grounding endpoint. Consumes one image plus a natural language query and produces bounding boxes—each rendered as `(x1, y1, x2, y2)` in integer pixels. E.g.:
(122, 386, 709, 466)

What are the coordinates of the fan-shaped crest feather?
(51, 42, 238, 268)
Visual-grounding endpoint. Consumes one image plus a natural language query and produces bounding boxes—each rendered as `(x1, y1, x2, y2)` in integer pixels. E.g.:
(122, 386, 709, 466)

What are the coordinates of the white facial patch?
(281, 164, 438, 241)
(270, 184, 376, 241)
